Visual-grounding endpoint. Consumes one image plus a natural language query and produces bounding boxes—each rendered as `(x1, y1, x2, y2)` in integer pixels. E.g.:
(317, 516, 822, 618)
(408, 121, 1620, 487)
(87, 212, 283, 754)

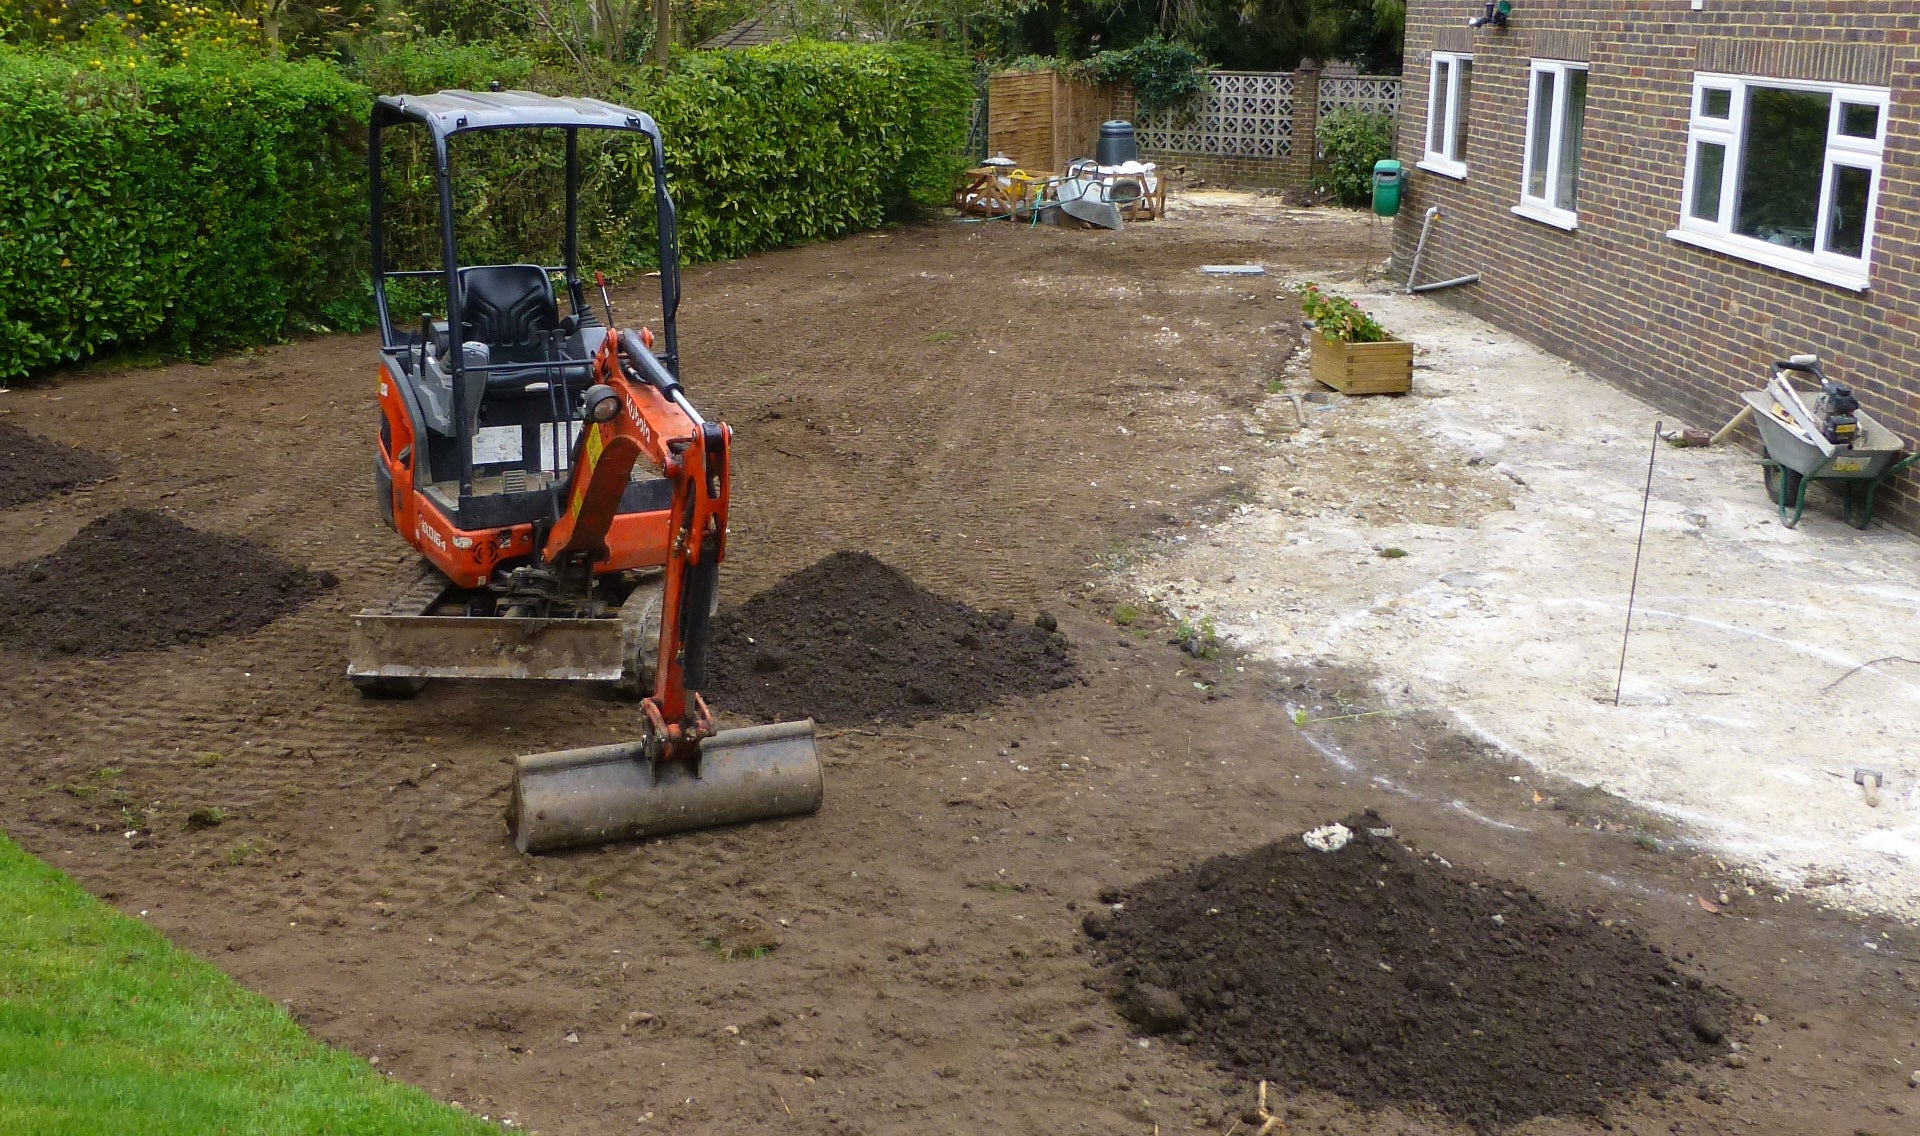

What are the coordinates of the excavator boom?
(507, 328, 820, 854)
(542, 331, 696, 563)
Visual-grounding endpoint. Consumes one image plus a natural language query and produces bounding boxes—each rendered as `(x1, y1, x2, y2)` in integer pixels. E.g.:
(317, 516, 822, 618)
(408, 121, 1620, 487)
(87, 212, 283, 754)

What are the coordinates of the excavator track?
(348, 562, 450, 697)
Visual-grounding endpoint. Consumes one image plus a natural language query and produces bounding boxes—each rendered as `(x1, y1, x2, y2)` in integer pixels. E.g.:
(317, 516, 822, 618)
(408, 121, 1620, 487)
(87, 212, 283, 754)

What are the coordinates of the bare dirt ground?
(2, 196, 1916, 1136)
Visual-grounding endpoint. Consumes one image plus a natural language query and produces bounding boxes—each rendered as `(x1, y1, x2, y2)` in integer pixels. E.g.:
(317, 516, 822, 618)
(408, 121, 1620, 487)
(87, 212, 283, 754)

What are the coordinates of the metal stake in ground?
(1615, 420, 1662, 706)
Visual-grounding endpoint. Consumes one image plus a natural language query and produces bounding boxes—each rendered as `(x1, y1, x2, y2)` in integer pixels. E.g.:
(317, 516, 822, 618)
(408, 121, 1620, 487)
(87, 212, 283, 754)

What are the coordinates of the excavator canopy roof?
(372, 90, 660, 140)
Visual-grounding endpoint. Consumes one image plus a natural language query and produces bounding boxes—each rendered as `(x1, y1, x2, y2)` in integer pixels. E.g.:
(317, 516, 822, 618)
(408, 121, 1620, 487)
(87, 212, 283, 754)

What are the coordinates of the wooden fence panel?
(987, 71, 1056, 172)
(988, 71, 1119, 173)
(1056, 80, 1119, 167)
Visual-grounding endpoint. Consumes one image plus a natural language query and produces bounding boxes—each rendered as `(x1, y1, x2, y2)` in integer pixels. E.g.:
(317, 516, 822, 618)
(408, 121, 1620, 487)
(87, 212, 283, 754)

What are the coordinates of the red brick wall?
(1393, 4, 1920, 530)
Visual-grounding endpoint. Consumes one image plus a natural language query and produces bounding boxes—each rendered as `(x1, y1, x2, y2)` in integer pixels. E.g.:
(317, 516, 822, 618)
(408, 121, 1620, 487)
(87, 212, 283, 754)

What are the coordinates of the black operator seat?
(458, 264, 559, 364)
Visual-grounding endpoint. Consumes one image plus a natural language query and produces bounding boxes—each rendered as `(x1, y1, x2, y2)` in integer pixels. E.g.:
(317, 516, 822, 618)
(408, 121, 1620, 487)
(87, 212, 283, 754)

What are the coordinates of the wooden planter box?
(1310, 333, 1413, 395)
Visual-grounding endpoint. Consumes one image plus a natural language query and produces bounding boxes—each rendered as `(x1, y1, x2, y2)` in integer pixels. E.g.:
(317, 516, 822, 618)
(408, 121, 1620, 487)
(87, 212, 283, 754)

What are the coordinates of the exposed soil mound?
(0, 421, 114, 509)
(706, 551, 1076, 724)
(0, 508, 334, 658)
(1093, 812, 1735, 1130)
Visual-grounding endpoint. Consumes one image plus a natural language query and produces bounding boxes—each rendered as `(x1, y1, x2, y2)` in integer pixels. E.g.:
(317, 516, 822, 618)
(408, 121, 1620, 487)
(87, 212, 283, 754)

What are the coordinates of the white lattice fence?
(1319, 75, 1401, 121)
(1134, 71, 1295, 159)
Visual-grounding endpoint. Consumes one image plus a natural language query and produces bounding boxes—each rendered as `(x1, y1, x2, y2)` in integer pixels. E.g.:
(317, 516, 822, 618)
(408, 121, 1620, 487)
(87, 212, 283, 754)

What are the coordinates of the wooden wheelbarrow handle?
(1710, 404, 1755, 447)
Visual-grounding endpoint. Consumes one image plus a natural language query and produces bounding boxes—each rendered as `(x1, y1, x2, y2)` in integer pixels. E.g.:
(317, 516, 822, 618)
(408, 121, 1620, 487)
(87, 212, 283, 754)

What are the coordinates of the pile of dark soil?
(0, 508, 334, 657)
(705, 552, 1076, 724)
(0, 421, 113, 509)
(1091, 812, 1736, 1130)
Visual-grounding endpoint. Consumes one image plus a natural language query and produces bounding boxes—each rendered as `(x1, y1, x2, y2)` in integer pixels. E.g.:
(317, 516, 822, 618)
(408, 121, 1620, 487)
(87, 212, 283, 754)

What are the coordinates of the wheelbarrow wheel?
(1763, 463, 1802, 509)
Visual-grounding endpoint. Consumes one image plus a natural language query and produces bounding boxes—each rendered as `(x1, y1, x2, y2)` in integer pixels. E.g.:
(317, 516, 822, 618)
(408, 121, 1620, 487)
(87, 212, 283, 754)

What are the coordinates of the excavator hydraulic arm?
(507, 324, 820, 855)
(543, 328, 729, 745)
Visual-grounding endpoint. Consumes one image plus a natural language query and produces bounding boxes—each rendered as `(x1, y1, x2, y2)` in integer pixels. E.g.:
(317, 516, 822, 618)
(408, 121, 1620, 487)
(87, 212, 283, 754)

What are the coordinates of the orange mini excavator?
(351, 91, 819, 852)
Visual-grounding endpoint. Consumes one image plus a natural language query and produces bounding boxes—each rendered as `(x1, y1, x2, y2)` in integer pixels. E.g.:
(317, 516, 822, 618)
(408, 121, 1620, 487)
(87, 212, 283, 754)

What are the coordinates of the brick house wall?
(1392, 2, 1920, 530)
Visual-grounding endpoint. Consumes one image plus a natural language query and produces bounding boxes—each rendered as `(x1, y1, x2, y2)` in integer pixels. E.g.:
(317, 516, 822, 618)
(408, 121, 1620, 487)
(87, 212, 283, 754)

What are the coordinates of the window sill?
(1666, 228, 1870, 292)
(1417, 159, 1469, 180)
(1510, 203, 1578, 231)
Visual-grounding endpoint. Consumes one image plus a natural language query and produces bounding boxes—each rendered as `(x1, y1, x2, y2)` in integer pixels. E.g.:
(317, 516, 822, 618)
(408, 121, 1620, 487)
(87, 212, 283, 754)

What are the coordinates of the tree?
(1011, 0, 1400, 72)
(779, 0, 1033, 49)
(411, 0, 536, 40)
(1319, 0, 1401, 74)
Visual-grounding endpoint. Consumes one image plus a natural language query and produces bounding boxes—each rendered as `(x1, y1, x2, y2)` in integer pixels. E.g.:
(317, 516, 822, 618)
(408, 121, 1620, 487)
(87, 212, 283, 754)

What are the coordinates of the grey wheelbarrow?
(1740, 357, 1918, 529)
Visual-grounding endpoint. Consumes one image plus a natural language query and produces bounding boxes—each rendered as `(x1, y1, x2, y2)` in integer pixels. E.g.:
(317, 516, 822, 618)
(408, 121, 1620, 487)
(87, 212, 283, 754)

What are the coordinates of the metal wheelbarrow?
(1740, 375, 1917, 529)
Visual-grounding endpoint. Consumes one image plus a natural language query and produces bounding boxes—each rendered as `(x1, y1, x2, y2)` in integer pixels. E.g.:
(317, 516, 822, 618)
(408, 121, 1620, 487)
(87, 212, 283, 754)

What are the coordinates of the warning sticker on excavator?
(471, 425, 522, 466)
(584, 423, 605, 467)
(538, 422, 579, 473)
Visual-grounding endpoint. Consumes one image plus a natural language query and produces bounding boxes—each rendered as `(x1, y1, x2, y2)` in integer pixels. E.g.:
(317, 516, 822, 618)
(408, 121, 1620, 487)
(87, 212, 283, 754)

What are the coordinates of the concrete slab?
(1140, 279, 1920, 920)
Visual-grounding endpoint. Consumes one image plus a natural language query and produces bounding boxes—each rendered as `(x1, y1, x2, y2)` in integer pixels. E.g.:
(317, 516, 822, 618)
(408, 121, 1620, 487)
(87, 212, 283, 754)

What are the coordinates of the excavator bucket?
(507, 720, 821, 854)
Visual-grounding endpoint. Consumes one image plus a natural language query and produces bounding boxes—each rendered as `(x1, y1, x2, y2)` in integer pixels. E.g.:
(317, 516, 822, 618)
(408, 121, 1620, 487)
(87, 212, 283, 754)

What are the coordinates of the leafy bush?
(1300, 282, 1388, 343)
(1312, 107, 1393, 207)
(1011, 41, 1209, 116)
(1079, 38, 1206, 115)
(876, 42, 977, 211)
(2, 38, 973, 380)
(347, 35, 539, 94)
(0, 44, 367, 377)
(2, 1, 266, 59)
(645, 42, 974, 260)
(367, 39, 972, 270)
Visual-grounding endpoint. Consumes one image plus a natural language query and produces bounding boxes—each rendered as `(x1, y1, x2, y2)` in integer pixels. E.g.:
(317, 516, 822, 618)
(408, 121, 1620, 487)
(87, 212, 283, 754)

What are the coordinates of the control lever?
(595, 271, 617, 327)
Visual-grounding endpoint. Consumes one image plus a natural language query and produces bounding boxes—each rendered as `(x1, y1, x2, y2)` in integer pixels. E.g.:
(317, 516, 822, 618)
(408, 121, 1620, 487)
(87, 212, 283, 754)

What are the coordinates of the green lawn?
(0, 834, 497, 1135)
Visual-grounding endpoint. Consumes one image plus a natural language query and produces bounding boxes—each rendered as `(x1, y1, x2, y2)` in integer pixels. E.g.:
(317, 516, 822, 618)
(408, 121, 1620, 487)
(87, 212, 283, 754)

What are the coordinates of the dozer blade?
(347, 579, 663, 685)
(507, 720, 821, 853)
(349, 613, 627, 681)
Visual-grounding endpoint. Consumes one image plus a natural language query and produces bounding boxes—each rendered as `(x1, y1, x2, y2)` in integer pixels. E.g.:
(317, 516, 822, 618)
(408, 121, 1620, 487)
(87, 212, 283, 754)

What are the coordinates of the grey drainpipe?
(1406, 206, 1481, 294)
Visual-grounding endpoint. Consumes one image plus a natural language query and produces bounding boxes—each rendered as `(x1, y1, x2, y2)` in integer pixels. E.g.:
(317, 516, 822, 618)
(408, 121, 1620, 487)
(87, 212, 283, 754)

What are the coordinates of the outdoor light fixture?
(1469, 0, 1512, 28)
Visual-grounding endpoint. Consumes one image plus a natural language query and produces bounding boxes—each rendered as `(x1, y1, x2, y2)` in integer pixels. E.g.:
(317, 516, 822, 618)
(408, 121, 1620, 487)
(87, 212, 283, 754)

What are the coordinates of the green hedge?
(364, 40, 973, 271)
(648, 43, 973, 261)
(0, 48, 366, 377)
(0, 40, 974, 381)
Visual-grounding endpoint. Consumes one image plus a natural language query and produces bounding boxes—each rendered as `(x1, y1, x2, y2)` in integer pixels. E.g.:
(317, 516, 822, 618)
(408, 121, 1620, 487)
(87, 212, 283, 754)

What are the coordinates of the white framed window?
(1420, 53, 1473, 178)
(1514, 60, 1588, 229)
(1669, 73, 1887, 291)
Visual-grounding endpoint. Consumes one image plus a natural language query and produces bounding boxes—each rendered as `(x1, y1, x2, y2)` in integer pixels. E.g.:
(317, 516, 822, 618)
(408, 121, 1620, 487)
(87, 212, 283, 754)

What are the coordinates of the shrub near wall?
(0, 47, 366, 378)
(1313, 108, 1394, 206)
